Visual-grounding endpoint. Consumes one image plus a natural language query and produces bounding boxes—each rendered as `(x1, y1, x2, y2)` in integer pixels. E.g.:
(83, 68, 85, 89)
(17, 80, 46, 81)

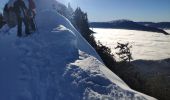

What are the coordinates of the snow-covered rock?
(0, 0, 156, 100)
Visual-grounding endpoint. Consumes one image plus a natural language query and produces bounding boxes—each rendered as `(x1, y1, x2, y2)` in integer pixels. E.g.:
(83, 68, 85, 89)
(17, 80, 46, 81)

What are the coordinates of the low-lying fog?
(93, 28, 170, 60)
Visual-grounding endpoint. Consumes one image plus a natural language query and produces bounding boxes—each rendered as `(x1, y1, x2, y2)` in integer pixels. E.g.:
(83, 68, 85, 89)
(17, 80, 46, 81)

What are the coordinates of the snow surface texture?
(0, 0, 156, 100)
(93, 28, 170, 60)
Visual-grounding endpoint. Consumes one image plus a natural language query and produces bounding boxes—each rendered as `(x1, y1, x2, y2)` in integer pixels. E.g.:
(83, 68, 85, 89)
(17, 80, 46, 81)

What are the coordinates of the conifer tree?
(0, 13, 4, 28)
(73, 7, 97, 48)
(115, 42, 133, 62)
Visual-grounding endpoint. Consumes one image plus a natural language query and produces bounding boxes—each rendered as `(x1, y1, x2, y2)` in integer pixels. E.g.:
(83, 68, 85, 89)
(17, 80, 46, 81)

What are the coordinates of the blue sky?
(0, 0, 7, 11)
(63, 0, 170, 22)
(1, 0, 170, 22)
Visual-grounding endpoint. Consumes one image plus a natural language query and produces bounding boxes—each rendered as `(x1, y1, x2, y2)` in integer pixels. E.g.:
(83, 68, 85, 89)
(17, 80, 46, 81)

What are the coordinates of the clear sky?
(62, 0, 170, 22)
(1, 0, 170, 22)
(0, 0, 7, 12)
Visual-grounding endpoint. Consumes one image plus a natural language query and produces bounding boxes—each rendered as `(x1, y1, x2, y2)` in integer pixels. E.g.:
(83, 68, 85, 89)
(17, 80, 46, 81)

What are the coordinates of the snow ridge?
(64, 53, 147, 100)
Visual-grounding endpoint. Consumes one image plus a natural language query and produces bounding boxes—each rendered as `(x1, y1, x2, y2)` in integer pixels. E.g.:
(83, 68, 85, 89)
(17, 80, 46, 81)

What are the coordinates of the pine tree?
(73, 7, 97, 48)
(115, 42, 133, 62)
(0, 13, 4, 28)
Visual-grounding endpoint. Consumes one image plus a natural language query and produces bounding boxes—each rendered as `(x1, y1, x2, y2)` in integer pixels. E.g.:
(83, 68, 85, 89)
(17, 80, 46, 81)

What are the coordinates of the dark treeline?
(0, 13, 5, 28)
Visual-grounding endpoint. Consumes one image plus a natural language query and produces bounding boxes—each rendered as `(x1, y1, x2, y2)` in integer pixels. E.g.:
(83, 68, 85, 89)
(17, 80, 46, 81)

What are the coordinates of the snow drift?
(0, 0, 156, 100)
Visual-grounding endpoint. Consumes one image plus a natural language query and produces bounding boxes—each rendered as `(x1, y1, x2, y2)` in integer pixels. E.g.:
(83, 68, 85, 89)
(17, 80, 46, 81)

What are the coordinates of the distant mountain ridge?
(90, 20, 169, 35)
(138, 22, 170, 29)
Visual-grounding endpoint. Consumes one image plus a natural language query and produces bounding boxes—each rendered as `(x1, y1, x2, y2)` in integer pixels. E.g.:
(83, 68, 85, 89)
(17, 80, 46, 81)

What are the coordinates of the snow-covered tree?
(67, 3, 74, 16)
(52, 1, 74, 22)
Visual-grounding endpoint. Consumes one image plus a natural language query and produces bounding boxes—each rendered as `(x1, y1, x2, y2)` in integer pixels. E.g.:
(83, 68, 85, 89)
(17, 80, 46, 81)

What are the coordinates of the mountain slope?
(90, 20, 169, 35)
(0, 0, 156, 100)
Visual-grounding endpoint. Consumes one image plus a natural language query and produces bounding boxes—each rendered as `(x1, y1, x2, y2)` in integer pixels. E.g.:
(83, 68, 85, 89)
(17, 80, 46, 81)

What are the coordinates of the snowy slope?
(0, 0, 156, 100)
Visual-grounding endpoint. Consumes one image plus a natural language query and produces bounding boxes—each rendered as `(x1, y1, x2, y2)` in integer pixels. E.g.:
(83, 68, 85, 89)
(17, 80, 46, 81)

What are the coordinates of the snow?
(93, 28, 170, 60)
(165, 29, 170, 34)
(0, 0, 156, 100)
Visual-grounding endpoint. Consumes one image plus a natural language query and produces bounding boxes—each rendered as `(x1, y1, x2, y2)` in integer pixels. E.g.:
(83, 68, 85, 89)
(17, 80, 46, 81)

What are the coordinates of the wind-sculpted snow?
(0, 0, 156, 99)
(63, 52, 150, 100)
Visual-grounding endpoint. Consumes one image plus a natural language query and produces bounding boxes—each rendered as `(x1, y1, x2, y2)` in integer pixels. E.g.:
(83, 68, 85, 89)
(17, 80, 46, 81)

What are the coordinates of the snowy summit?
(0, 0, 156, 100)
